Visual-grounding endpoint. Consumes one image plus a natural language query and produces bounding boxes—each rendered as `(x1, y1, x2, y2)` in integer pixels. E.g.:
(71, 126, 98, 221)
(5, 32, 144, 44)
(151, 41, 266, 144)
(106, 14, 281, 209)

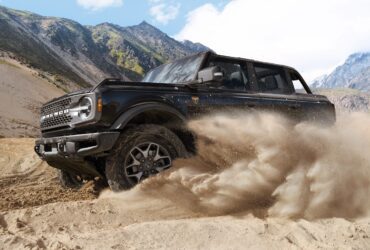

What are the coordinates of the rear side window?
(253, 64, 292, 94)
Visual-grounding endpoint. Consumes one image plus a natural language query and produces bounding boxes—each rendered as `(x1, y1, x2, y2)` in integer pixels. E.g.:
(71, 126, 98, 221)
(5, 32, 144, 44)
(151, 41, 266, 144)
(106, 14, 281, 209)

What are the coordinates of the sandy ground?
(0, 139, 98, 212)
(0, 136, 369, 249)
(0, 58, 65, 138)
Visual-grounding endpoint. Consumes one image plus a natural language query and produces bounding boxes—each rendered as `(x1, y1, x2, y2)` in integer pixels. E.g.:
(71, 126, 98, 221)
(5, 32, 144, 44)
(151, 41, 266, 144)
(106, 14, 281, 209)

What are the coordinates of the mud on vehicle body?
(35, 52, 336, 191)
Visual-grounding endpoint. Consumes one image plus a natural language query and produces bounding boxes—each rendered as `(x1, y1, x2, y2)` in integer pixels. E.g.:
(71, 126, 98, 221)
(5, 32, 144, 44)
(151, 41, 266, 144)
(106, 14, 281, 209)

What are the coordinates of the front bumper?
(35, 132, 120, 177)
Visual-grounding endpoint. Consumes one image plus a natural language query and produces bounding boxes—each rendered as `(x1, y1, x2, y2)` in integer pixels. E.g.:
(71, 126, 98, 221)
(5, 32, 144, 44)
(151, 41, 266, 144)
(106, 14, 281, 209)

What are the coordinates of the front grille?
(41, 98, 71, 116)
(40, 114, 73, 129)
(40, 98, 72, 130)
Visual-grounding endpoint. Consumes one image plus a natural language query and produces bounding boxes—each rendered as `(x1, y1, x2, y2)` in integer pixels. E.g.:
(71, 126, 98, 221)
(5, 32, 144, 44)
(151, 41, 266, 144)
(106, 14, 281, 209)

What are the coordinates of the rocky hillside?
(0, 6, 210, 90)
(89, 21, 208, 80)
(315, 88, 370, 113)
(312, 52, 370, 91)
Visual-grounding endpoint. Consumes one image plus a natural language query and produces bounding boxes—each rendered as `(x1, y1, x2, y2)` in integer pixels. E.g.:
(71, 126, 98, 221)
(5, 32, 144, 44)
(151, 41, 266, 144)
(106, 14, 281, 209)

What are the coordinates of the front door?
(187, 57, 260, 116)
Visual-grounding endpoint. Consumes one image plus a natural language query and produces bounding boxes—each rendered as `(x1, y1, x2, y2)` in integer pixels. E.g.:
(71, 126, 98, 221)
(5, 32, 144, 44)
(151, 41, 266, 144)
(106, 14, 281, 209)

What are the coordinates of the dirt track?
(0, 139, 97, 212)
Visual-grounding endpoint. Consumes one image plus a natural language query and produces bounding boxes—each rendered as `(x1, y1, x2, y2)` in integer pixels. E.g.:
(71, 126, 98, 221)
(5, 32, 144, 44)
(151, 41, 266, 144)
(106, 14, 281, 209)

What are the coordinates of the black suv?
(35, 52, 335, 191)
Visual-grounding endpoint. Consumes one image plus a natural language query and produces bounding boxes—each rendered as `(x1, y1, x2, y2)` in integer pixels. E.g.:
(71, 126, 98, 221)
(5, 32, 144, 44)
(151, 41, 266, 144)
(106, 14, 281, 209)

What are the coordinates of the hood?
(45, 87, 92, 105)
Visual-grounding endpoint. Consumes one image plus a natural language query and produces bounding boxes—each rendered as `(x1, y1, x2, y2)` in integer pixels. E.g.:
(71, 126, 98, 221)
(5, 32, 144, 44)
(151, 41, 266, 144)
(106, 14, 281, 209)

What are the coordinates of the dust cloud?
(103, 111, 370, 220)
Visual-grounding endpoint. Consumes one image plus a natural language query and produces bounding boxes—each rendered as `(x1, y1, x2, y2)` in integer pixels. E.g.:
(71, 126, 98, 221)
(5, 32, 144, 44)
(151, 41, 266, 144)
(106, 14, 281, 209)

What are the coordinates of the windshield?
(142, 54, 204, 84)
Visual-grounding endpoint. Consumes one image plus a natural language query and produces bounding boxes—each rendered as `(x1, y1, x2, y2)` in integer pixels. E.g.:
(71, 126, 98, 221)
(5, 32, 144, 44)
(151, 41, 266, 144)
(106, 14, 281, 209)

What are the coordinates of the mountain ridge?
(312, 52, 370, 92)
(0, 5, 210, 91)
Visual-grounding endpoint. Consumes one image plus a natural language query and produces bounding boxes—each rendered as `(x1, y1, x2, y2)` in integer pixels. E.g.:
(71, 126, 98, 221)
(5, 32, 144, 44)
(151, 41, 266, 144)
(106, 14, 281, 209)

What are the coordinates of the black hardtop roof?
(94, 51, 300, 88)
(202, 51, 298, 72)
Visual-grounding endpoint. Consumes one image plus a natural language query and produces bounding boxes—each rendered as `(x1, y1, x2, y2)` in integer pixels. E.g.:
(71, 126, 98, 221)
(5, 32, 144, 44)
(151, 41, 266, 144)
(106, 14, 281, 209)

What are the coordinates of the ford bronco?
(34, 52, 336, 191)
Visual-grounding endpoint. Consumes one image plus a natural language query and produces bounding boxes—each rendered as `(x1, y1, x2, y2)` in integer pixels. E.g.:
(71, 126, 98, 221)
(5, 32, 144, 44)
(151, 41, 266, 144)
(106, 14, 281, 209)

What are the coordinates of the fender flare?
(110, 102, 186, 130)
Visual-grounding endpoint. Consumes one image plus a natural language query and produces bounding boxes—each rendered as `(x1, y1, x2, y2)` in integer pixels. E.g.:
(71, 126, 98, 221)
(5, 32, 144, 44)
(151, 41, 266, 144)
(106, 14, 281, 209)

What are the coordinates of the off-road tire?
(58, 169, 84, 189)
(105, 124, 187, 191)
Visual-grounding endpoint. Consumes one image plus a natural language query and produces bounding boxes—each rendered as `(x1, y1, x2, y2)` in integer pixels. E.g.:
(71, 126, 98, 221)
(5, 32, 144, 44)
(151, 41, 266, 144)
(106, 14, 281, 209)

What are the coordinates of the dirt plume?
(2, 112, 370, 220)
(130, 111, 370, 219)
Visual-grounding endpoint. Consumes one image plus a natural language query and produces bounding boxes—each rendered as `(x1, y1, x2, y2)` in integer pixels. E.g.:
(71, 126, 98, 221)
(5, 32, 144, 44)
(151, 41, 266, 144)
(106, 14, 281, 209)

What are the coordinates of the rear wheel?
(58, 170, 84, 189)
(105, 124, 187, 191)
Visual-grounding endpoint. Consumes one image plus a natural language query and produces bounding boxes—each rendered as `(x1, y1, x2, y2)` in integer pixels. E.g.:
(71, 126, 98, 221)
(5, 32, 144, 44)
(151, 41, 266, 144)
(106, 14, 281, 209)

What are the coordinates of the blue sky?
(0, 0, 227, 35)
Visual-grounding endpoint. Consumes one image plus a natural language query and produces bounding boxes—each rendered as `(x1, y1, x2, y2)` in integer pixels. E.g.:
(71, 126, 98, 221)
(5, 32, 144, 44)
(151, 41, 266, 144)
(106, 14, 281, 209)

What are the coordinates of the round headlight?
(78, 97, 92, 120)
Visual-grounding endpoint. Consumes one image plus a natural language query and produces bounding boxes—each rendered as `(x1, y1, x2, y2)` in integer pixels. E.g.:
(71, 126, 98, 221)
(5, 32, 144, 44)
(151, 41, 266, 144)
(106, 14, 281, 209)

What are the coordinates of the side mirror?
(197, 66, 224, 83)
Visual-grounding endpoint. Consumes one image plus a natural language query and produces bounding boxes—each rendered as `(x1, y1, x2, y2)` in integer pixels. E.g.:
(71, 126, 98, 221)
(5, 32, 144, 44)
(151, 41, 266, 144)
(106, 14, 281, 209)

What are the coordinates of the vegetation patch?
(0, 59, 20, 69)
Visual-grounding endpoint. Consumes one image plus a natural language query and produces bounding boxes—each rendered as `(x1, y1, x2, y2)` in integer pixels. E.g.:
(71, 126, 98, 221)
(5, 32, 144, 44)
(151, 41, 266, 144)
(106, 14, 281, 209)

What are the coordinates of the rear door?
(249, 62, 300, 118)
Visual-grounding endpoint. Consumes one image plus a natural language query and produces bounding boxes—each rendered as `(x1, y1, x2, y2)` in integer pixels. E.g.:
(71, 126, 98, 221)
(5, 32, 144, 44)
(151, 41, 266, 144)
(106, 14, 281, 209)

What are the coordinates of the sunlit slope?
(0, 58, 64, 137)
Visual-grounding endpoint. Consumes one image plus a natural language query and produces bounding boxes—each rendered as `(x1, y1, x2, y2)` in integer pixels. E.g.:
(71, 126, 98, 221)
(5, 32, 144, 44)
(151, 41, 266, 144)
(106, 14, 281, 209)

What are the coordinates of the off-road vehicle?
(35, 52, 335, 191)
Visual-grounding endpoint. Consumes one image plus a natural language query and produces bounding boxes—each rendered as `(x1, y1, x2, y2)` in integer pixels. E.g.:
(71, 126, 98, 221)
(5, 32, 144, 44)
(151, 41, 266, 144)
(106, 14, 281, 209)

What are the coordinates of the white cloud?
(77, 0, 123, 11)
(149, 1, 180, 25)
(176, 0, 370, 81)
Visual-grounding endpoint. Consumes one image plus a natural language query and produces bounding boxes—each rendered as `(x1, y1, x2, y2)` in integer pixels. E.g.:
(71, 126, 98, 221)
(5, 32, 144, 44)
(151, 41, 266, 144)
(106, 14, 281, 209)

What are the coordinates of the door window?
(254, 64, 292, 94)
(207, 60, 250, 91)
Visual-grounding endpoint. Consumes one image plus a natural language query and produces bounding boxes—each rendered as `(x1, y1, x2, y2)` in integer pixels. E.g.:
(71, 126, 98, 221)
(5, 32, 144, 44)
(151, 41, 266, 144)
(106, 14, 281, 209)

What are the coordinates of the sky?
(0, 0, 369, 81)
(0, 0, 226, 35)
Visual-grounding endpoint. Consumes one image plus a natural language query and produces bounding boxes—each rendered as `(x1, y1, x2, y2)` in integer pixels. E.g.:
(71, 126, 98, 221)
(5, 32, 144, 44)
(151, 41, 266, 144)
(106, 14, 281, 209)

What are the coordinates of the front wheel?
(105, 124, 187, 191)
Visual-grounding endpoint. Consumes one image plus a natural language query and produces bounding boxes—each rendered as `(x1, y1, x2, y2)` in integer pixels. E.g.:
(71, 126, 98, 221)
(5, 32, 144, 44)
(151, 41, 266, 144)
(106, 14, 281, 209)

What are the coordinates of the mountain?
(89, 21, 209, 81)
(181, 40, 211, 53)
(0, 6, 210, 91)
(312, 52, 370, 91)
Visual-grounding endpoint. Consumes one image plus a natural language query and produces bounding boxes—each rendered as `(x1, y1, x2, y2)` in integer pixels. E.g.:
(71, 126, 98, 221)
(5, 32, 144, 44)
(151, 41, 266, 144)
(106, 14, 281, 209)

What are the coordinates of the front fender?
(110, 102, 186, 130)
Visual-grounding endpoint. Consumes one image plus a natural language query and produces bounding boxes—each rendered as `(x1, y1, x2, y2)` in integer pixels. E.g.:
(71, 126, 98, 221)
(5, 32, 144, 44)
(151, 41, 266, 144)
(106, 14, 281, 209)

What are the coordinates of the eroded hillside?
(0, 56, 64, 137)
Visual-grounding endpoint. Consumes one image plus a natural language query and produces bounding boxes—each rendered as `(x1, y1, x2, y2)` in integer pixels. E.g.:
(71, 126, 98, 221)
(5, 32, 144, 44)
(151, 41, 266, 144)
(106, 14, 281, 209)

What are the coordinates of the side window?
(254, 64, 292, 94)
(290, 72, 308, 93)
(208, 60, 250, 91)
